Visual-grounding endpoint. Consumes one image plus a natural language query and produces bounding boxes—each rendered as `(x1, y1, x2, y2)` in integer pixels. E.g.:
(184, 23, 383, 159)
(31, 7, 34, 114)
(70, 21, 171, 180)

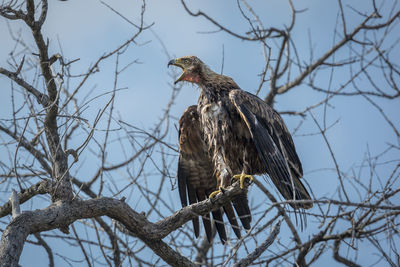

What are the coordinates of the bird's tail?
(271, 175, 313, 209)
(231, 192, 252, 230)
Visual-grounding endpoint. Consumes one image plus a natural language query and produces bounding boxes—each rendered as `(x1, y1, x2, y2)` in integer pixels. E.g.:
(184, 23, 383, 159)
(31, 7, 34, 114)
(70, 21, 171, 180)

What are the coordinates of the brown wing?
(178, 105, 243, 243)
(229, 90, 312, 209)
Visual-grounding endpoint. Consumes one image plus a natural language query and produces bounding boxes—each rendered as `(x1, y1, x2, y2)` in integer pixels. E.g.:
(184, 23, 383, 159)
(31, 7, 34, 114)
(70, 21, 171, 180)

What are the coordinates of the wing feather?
(229, 90, 312, 209)
(177, 160, 188, 207)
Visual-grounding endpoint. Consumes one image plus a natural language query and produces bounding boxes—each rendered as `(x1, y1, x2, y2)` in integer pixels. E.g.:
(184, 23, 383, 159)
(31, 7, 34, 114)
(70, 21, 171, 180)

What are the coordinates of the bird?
(169, 55, 313, 244)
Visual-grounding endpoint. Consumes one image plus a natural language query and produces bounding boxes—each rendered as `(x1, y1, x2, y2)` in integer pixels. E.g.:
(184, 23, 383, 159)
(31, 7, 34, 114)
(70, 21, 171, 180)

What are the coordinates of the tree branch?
(333, 240, 361, 267)
(0, 180, 51, 218)
(270, 10, 400, 98)
(0, 67, 49, 106)
(233, 220, 281, 267)
(0, 182, 245, 266)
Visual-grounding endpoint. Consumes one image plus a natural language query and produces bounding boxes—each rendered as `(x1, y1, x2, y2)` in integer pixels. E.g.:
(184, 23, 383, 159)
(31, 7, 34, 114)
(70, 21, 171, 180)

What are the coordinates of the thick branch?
(19, 0, 72, 202)
(0, 182, 245, 266)
(0, 180, 51, 218)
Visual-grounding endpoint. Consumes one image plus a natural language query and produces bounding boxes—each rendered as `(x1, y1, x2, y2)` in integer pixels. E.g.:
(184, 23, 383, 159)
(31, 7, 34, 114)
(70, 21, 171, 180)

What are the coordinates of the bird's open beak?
(168, 58, 185, 84)
(167, 59, 177, 67)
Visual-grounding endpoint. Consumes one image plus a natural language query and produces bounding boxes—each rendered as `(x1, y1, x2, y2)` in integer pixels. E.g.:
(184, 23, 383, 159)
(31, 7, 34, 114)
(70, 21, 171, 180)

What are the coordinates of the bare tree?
(0, 0, 399, 266)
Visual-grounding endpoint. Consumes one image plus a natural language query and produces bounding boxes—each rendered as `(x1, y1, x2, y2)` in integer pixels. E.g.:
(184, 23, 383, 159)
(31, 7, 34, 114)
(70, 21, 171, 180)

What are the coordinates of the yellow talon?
(209, 189, 221, 199)
(232, 174, 254, 189)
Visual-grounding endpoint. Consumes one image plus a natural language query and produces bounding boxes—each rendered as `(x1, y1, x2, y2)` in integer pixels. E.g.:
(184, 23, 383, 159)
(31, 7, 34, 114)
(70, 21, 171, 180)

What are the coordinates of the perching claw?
(209, 188, 223, 198)
(232, 174, 254, 189)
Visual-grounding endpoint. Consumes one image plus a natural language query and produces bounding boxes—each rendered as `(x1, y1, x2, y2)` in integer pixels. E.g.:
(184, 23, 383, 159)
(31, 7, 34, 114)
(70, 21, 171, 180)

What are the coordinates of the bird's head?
(168, 56, 213, 85)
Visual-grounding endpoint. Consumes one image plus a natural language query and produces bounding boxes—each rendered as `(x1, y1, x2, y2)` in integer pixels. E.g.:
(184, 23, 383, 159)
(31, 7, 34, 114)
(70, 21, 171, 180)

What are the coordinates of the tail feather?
(211, 209, 227, 244)
(191, 217, 200, 238)
(201, 214, 213, 242)
(223, 203, 242, 239)
(231, 193, 252, 230)
(196, 190, 213, 242)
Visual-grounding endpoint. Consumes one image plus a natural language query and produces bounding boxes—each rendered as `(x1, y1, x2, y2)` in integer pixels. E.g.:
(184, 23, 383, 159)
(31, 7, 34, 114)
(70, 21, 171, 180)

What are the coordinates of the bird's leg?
(209, 170, 230, 199)
(231, 174, 254, 189)
(232, 156, 254, 189)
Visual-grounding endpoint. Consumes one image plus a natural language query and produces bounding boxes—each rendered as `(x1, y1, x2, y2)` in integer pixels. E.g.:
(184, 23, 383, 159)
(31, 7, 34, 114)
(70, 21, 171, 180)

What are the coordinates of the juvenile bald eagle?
(170, 56, 312, 243)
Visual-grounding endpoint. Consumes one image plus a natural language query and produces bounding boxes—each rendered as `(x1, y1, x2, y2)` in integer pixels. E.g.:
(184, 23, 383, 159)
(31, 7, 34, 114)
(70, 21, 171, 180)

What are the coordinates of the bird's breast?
(201, 102, 222, 119)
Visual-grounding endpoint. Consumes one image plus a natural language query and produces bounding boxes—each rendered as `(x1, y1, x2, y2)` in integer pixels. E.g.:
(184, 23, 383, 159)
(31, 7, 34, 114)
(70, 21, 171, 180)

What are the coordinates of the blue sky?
(1, 0, 399, 266)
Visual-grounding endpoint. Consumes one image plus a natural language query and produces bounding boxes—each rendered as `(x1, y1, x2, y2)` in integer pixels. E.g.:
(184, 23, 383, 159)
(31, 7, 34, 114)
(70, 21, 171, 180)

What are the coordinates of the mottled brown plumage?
(178, 106, 249, 244)
(170, 55, 312, 243)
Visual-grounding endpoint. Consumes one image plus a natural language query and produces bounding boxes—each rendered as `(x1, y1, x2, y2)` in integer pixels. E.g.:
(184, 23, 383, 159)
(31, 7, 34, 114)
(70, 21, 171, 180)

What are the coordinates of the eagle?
(169, 56, 312, 244)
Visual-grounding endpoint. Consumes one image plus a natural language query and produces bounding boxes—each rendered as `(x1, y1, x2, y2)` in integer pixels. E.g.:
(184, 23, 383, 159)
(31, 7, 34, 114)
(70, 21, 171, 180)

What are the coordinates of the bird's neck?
(199, 72, 238, 94)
